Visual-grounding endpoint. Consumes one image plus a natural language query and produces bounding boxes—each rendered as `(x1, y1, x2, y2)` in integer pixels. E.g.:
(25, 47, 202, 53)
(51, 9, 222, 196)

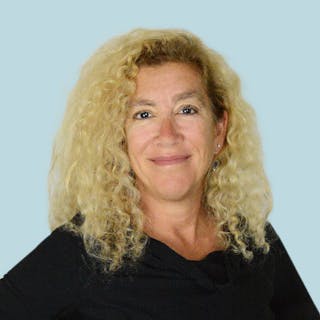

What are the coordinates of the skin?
(125, 62, 228, 259)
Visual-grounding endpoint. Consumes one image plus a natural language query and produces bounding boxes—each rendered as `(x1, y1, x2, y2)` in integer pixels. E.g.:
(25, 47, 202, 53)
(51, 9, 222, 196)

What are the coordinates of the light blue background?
(1, 0, 319, 310)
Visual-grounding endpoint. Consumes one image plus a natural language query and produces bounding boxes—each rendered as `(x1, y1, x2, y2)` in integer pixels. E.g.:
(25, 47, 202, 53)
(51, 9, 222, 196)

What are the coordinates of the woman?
(0, 28, 318, 319)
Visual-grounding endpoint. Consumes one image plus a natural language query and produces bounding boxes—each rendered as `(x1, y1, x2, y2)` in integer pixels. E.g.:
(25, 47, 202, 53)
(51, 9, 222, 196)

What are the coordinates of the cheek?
(126, 126, 149, 161)
(187, 122, 215, 155)
(192, 136, 215, 176)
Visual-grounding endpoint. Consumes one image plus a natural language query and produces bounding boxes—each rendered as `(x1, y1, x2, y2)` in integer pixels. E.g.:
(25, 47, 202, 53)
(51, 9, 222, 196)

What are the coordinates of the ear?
(214, 110, 228, 155)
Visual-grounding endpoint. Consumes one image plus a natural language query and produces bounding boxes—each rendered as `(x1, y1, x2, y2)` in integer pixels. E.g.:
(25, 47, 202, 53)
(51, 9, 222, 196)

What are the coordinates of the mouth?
(150, 155, 191, 166)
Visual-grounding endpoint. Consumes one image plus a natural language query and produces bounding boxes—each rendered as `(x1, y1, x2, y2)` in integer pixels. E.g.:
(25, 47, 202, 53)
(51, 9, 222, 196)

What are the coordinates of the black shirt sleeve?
(268, 225, 319, 319)
(0, 226, 89, 319)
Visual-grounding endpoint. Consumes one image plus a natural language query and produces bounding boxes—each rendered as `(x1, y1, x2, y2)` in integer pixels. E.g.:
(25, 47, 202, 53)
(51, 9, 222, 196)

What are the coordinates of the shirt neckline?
(147, 235, 225, 263)
(144, 236, 230, 290)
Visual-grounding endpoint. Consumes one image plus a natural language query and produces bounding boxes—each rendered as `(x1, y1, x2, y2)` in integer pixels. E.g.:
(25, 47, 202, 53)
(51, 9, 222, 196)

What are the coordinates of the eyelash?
(179, 105, 198, 115)
(133, 111, 152, 120)
(133, 105, 199, 120)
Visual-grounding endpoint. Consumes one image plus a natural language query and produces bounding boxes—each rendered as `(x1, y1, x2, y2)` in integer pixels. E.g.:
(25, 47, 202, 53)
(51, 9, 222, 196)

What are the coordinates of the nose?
(157, 116, 181, 145)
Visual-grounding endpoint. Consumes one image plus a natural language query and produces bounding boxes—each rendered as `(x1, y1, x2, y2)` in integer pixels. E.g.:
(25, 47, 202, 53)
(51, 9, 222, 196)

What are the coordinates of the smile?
(150, 155, 190, 166)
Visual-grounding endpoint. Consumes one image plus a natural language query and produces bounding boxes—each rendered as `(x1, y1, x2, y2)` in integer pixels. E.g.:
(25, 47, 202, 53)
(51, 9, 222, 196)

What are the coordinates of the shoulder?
(264, 222, 296, 265)
(0, 225, 91, 317)
(7, 225, 87, 277)
(263, 223, 319, 318)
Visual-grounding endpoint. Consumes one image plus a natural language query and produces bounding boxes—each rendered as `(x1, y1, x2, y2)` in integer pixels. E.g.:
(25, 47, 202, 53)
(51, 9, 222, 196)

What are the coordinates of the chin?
(151, 179, 197, 202)
(136, 172, 202, 202)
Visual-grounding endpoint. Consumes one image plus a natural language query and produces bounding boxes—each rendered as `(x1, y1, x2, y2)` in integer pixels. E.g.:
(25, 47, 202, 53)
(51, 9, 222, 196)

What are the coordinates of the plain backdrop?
(0, 0, 319, 310)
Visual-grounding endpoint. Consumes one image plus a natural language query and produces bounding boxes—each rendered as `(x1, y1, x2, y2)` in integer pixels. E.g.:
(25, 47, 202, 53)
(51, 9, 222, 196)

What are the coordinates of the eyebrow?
(130, 90, 207, 107)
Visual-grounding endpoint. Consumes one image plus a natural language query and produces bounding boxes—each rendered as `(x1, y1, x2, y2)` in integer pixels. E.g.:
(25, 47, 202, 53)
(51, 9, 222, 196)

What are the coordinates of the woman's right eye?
(133, 111, 152, 120)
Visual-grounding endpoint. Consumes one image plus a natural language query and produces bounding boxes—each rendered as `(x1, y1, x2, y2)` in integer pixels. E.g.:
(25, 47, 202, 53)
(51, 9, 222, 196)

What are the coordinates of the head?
(49, 28, 272, 270)
(125, 61, 228, 207)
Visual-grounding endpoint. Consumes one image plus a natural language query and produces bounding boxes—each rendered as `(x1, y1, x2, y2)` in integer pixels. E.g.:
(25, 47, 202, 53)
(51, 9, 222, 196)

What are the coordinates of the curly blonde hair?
(48, 28, 272, 271)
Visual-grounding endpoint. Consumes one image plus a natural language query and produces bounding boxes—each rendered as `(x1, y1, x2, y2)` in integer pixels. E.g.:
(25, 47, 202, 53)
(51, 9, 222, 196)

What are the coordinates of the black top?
(0, 224, 319, 319)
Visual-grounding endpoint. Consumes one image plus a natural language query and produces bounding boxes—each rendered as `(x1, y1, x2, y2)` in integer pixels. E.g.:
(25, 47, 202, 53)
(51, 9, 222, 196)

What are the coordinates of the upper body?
(1, 28, 318, 318)
(0, 221, 318, 319)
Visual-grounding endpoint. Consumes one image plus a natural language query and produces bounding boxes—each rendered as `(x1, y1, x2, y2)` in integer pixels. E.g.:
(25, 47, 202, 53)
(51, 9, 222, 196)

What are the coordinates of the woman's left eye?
(179, 105, 198, 115)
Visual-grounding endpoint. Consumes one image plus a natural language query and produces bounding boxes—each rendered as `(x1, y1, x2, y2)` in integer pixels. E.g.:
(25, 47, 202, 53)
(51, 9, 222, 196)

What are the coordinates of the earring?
(212, 159, 221, 172)
(129, 168, 135, 178)
(215, 143, 221, 154)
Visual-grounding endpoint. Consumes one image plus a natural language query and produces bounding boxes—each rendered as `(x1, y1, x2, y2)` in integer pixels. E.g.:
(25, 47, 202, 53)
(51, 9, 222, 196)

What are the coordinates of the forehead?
(132, 62, 207, 99)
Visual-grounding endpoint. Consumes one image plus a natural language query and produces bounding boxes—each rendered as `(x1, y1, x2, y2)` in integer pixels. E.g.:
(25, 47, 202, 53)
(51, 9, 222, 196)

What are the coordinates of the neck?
(141, 191, 213, 246)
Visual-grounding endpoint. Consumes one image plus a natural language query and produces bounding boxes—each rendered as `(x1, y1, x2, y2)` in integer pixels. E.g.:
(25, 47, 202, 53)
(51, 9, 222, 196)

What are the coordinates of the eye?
(133, 111, 152, 120)
(179, 105, 198, 115)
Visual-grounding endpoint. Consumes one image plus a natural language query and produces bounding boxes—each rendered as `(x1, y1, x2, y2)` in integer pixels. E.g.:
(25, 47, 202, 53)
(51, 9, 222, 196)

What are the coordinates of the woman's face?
(125, 62, 227, 203)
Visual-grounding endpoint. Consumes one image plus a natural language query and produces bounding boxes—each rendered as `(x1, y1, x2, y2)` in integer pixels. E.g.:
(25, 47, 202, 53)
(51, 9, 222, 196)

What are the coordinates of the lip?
(150, 155, 190, 166)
